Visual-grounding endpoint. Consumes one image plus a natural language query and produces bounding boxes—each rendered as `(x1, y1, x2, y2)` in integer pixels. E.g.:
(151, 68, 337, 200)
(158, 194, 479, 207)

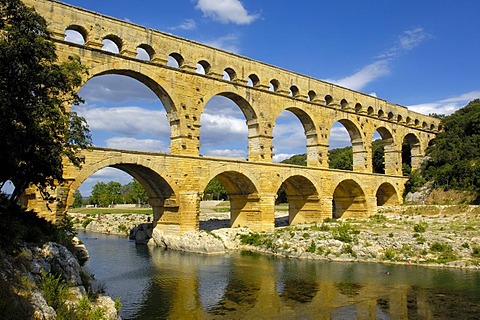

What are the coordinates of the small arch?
(102, 35, 122, 53)
(387, 112, 394, 120)
(422, 121, 428, 129)
(332, 179, 366, 219)
(167, 52, 184, 68)
(328, 119, 363, 171)
(340, 99, 348, 110)
(376, 183, 399, 206)
(377, 109, 384, 118)
(402, 133, 421, 175)
(324, 95, 333, 105)
(430, 123, 435, 131)
(438, 124, 443, 131)
(269, 79, 280, 92)
(405, 116, 412, 125)
(248, 74, 260, 87)
(354, 103, 362, 113)
(196, 60, 210, 75)
(307, 90, 316, 102)
(414, 119, 420, 126)
(367, 106, 374, 116)
(223, 67, 237, 81)
(397, 115, 403, 123)
(290, 85, 299, 98)
(64, 25, 87, 44)
(136, 44, 154, 61)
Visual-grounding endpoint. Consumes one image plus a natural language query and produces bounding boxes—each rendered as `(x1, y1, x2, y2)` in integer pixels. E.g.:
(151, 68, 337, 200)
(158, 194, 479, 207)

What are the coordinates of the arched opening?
(328, 120, 363, 171)
(377, 109, 384, 118)
(332, 180, 366, 219)
(272, 108, 313, 164)
(402, 133, 421, 175)
(397, 115, 403, 123)
(72, 73, 172, 153)
(355, 103, 362, 113)
(324, 95, 333, 105)
(248, 74, 260, 87)
(199, 94, 251, 159)
(69, 164, 177, 236)
(367, 106, 374, 116)
(269, 79, 280, 92)
(0, 180, 15, 197)
(276, 175, 318, 226)
(102, 35, 122, 53)
(167, 53, 184, 68)
(223, 68, 236, 81)
(340, 99, 348, 110)
(376, 183, 399, 206)
(289, 85, 299, 98)
(136, 44, 154, 61)
(200, 171, 258, 230)
(387, 112, 394, 120)
(307, 90, 316, 102)
(372, 127, 394, 174)
(196, 60, 210, 75)
(64, 25, 86, 44)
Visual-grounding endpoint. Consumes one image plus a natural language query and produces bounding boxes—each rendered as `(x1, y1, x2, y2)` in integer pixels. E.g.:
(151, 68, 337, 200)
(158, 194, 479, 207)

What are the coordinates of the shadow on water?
(199, 216, 289, 231)
(79, 232, 480, 320)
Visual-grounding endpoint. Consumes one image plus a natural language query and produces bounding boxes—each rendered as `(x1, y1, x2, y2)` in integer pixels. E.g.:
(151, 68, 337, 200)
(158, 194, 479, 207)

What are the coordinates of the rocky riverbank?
(71, 204, 480, 270)
(0, 239, 120, 319)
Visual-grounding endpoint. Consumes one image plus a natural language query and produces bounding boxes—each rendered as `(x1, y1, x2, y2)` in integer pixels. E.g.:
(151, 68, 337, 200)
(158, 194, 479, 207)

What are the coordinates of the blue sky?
(7, 0, 480, 196)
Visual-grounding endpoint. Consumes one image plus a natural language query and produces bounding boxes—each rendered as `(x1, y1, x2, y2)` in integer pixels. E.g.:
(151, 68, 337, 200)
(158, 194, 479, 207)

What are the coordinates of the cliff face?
(0, 240, 120, 319)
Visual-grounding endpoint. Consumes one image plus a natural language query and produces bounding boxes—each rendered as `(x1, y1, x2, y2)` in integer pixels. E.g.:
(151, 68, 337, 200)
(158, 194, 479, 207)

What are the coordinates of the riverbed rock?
(148, 228, 226, 254)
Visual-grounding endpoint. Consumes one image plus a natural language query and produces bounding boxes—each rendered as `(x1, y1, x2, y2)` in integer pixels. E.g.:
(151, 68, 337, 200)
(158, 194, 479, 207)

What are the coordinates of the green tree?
(72, 190, 83, 208)
(329, 146, 353, 170)
(372, 139, 385, 174)
(0, 0, 91, 202)
(281, 154, 307, 166)
(128, 180, 148, 205)
(423, 99, 480, 191)
(204, 178, 227, 200)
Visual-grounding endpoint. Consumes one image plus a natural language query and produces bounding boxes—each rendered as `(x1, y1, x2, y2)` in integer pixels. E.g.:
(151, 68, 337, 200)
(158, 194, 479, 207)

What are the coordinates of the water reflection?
(79, 233, 480, 319)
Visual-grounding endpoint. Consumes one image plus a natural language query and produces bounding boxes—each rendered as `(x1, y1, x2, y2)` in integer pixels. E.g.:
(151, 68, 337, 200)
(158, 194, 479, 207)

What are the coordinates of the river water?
(78, 231, 480, 320)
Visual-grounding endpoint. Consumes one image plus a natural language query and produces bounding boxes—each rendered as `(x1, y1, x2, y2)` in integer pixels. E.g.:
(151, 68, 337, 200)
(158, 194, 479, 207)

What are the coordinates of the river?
(78, 231, 480, 320)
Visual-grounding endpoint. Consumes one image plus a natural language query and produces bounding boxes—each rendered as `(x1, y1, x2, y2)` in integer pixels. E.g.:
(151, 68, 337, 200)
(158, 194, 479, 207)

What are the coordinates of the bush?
(430, 242, 451, 253)
(306, 240, 316, 253)
(384, 248, 396, 261)
(38, 271, 70, 310)
(472, 246, 480, 257)
(332, 223, 359, 243)
(413, 222, 427, 233)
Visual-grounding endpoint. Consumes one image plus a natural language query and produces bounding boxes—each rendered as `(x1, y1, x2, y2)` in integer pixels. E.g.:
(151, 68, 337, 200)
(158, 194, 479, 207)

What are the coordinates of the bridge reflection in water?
(80, 232, 480, 320)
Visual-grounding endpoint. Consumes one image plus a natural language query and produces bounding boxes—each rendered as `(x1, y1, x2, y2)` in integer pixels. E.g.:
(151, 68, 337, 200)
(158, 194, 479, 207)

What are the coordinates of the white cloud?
(204, 148, 246, 158)
(407, 90, 480, 115)
(64, 29, 85, 44)
(78, 167, 133, 196)
(326, 28, 430, 91)
(105, 137, 168, 152)
(202, 33, 241, 53)
(171, 19, 197, 30)
(273, 153, 295, 163)
(196, 0, 259, 25)
(76, 106, 170, 137)
(201, 113, 247, 135)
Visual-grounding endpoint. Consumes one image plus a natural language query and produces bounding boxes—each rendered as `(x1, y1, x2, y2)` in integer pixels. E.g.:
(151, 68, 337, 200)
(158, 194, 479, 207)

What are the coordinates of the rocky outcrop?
(148, 228, 226, 254)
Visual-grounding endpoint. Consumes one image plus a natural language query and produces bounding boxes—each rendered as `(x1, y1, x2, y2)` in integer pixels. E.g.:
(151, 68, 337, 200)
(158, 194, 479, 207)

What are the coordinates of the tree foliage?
(0, 0, 91, 201)
(204, 178, 227, 200)
(422, 99, 480, 191)
(328, 147, 353, 170)
(89, 180, 148, 207)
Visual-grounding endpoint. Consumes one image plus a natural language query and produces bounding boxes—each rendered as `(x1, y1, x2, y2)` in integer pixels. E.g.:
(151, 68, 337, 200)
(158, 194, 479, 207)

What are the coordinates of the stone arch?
(328, 118, 365, 171)
(340, 99, 349, 110)
(203, 170, 260, 229)
(324, 95, 333, 105)
(290, 85, 300, 98)
(372, 126, 396, 175)
(402, 132, 421, 174)
(67, 156, 178, 227)
(248, 74, 260, 87)
(197, 60, 211, 75)
(137, 44, 155, 61)
(367, 106, 374, 116)
(273, 106, 319, 166)
(376, 182, 400, 206)
(279, 174, 318, 225)
(270, 79, 280, 92)
(355, 103, 363, 113)
(223, 67, 237, 81)
(65, 25, 87, 44)
(332, 179, 367, 219)
(102, 34, 122, 53)
(87, 64, 177, 113)
(307, 90, 316, 102)
(168, 52, 184, 67)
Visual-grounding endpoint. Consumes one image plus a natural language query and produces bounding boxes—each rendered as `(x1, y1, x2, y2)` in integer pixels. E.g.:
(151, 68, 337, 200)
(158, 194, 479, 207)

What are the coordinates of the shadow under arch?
(376, 182, 400, 206)
(274, 107, 319, 166)
(67, 156, 178, 226)
(280, 174, 318, 225)
(205, 170, 259, 229)
(402, 132, 421, 175)
(332, 179, 367, 219)
(373, 126, 396, 175)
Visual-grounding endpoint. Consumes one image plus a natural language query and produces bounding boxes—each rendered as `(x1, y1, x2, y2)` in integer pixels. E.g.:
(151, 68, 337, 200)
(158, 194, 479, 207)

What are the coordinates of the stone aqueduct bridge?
(23, 0, 441, 234)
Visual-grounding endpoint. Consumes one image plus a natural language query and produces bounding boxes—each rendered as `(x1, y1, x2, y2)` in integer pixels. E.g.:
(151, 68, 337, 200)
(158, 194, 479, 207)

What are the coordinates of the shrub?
(413, 222, 427, 233)
(384, 248, 396, 261)
(430, 242, 451, 253)
(370, 214, 387, 223)
(38, 271, 70, 310)
(306, 240, 316, 253)
(332, 223, 359, 243)
(472, 246, 480, 258)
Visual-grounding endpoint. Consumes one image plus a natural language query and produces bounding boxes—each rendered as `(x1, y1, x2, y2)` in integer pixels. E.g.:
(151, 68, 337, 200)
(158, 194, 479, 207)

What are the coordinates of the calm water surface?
(78, 231, 480, 320)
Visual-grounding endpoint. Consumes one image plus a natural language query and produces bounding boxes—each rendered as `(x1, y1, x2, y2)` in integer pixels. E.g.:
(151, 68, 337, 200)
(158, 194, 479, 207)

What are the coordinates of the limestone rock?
(148, 228, 226, 254)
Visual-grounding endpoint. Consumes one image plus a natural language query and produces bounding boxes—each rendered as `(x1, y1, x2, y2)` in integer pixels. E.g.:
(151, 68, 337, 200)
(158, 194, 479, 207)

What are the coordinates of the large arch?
(67, 155, 178, 226)
(372, 126, 396, 175)
(279, 174, 319, 225)
(202, 170, 260, 229)
(327, 117, 366, 171)
(376, 182, 400, 206)
(332, 179, 367, 219)
(402, 132, 421, 175)
(273, 107, 319, 166)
